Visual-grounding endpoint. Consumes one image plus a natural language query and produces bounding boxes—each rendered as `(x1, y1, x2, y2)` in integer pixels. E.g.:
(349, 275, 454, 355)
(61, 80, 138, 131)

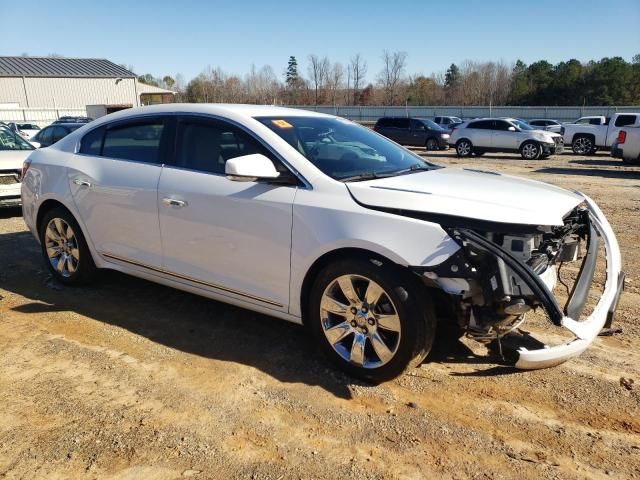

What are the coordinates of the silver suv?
(449, 118, 564, 159)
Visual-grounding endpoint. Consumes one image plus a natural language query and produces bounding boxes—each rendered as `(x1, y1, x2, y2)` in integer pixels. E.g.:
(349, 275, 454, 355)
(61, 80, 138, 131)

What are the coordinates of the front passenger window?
(176, 120, 273, 174)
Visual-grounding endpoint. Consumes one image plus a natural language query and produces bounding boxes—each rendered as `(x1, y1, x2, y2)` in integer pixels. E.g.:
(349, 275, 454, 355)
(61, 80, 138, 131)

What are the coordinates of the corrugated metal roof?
(0, 57, 136, 78)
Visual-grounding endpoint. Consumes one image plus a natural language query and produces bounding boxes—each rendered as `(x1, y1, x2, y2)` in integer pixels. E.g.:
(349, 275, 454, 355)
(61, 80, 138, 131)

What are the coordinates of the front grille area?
(0, 170, 20, 185)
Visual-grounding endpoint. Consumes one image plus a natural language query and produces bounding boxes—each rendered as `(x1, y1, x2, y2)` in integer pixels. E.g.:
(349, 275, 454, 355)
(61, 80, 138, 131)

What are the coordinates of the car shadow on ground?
(0, 229, 368, 399)
(569, 158, 629, 168)
(535, 167, 640, 179)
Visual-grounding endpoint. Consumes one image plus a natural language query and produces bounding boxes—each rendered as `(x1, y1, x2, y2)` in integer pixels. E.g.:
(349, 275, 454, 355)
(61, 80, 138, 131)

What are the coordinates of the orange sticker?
(271, 119, 293, 129)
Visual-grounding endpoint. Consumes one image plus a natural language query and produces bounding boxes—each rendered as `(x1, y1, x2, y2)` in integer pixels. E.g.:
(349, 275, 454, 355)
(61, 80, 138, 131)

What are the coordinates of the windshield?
(256, 116, 438, 181)
(512, 119, 533, 130)
(419, 119, 443, 130)
(0, 126, 34, 150)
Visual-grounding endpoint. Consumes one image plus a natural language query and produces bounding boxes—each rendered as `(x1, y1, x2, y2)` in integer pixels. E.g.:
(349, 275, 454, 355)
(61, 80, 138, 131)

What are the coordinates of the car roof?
(95, 104, 332, 124)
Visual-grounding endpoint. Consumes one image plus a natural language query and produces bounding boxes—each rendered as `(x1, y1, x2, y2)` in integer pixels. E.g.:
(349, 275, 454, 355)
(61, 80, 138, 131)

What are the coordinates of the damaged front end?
(414, 194, 624, 369)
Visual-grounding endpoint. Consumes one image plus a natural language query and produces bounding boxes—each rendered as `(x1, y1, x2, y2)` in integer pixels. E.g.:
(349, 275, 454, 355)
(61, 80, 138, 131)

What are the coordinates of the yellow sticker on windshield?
(271, 119, 293, 129)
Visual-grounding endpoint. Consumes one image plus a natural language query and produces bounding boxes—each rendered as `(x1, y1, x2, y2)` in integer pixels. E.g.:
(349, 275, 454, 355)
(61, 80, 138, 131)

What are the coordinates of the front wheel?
(520, 141, 542, 160)
(307, 258, 435, 383)
(39, 206, 97, 285)
(572, 135, 595, 155)
(456, 139, 473, 157)
(425, 138, 439, 151)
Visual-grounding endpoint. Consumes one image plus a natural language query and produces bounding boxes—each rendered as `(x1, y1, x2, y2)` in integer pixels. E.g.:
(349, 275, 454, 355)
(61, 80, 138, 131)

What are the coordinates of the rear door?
(157, 115, 297, 312)
(69, 117, 168, 268)
(466, 120, 492, 148)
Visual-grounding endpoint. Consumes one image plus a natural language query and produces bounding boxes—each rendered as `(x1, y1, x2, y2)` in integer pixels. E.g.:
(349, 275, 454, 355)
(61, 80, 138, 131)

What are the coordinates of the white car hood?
(347, 168, 583, 226)
(0, 150, 31, 170)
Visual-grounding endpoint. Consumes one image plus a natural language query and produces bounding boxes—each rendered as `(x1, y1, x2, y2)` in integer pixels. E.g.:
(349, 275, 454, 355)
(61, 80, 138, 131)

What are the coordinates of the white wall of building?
(0, 77, 139, 108)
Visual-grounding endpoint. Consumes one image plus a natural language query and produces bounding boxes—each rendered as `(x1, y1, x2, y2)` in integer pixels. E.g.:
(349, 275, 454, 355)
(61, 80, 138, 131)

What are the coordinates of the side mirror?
(225, 153, 280, 182)
(508, 126, 517, 132)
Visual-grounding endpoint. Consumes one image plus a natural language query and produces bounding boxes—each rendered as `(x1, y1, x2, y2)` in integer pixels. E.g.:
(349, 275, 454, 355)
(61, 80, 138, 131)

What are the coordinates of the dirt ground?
(0, 150, 639, 480)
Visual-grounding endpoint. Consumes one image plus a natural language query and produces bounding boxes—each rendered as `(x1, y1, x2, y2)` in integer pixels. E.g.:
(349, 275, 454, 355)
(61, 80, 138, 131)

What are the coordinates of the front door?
(491, 120, 520, 150)
(158, 116, 297, 312)
(68, 117, 168, 268)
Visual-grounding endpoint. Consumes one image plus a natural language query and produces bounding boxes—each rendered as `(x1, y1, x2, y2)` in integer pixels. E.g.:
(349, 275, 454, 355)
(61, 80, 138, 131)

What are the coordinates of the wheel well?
(299, 248, 398, 324)
(36, 199, 69, 233)
(456, 138, 471, 145)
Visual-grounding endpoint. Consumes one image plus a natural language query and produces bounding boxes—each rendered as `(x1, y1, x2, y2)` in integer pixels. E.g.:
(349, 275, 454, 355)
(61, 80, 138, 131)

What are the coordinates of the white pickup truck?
(611, 124, 640, 164)
(562, 112, 640, 155)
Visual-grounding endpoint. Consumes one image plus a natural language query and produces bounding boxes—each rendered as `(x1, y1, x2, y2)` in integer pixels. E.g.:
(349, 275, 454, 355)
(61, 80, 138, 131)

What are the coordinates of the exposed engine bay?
(417, 205, 591, 345)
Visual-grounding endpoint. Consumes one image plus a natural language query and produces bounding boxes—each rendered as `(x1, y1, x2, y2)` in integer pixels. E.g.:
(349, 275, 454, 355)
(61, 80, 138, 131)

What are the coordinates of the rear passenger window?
(102, 121, 165, 163)
(394, 118, 410, 129)
(614, 115, 637, 127)
(468, 120, 492, 129)
(175, 119, 272, 174)
(80, 127, 105, 155)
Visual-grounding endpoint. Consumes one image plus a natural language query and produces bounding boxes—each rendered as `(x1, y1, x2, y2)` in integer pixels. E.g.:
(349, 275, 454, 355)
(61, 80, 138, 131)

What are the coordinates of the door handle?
(73, 179, 91, 187)
(162, 197, 188, 208)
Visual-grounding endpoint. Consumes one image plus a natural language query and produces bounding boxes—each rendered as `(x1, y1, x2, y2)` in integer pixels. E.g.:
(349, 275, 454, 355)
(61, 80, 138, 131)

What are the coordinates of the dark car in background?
(30, 123, 85, 148)
(52, 116, 93, 124)
(373, 117, 450, 150)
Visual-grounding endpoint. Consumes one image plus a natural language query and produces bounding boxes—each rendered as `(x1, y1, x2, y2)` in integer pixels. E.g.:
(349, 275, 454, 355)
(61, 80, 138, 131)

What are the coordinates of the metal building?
(0, 56, 173, 110)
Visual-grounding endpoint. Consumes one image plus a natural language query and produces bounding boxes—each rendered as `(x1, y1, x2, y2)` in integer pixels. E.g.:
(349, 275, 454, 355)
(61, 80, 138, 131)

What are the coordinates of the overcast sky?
(1, 0, 639, 83)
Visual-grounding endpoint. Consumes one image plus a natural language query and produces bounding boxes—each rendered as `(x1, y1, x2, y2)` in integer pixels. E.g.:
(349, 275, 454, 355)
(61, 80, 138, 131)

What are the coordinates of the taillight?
(617, 130, 627, 144)
(21, 159, 32, 179)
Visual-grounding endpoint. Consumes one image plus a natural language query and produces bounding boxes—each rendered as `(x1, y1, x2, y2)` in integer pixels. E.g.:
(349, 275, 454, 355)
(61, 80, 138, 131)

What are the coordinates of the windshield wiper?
(340, 171, 382, 182)
(388, 163, 432, 176)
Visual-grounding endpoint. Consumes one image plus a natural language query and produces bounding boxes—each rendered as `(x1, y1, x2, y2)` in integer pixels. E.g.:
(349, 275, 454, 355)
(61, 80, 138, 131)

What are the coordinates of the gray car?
(373, 117, 450, 150)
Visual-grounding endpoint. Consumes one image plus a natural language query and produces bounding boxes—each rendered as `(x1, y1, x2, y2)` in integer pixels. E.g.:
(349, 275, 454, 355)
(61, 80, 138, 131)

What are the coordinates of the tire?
(39, 206, 97, 285)
(572, 135, 595, 155)
(307, 257, 436, 383)
(456, 139, 473, 157)
(425, 138, 439, 151)
(520, 141, 542, 160)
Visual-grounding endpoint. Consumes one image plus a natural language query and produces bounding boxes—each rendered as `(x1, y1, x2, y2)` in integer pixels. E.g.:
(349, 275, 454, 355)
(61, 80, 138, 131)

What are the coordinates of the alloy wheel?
(573, 137, 592, 154)
(521, 143, 539, 159)
(457, 141, 471, 156)
(45, 218, 80, 278)
(320, 274, 401, 369)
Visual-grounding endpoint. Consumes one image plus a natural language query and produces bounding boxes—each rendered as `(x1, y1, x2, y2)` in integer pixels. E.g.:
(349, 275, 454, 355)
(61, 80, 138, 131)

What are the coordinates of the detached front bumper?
(516, 194, 623, 369)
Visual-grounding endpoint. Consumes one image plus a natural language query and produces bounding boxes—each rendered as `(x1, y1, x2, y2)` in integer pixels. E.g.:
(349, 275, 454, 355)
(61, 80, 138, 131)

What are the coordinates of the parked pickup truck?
(611, 124, 640, 164)
(563, 113, 640, 154)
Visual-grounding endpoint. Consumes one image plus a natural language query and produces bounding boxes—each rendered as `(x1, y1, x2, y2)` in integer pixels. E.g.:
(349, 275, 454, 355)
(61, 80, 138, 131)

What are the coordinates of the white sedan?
(21, 104, 623, 382)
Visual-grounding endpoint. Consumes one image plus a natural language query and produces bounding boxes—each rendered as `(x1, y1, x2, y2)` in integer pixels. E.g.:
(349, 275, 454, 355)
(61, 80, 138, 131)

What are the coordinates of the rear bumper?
(611, 147, 624, 159)
(515, 194, 623, 369)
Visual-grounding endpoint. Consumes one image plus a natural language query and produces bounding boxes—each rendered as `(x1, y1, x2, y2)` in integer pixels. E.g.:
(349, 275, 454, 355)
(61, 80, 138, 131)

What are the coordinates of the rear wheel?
(39, 207, 96, 285)
(307, 258, 435, 383)
(572, 135, 595, 155)
(456, 139, 473, 157)
(520, 141, 541, 160)
(425, 138, 439, 151)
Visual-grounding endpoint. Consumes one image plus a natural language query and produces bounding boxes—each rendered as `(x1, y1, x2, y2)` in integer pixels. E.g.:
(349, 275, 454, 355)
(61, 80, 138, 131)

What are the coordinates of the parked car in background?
(374, 117, 450, 150)
(569, 116, 606, 126)
(6, 122, 41, 140)
(562, 112, 640, 154)
(0, 125, 35, 207)
(21, 104, 623, 381)
(611, 124, 640, 164)
(53, 116, 93, 124)
(528, 119, 562, 133)
(30, 123, 85, 148)
(450, 117, 563, 159)
(434, 116, 462, 128)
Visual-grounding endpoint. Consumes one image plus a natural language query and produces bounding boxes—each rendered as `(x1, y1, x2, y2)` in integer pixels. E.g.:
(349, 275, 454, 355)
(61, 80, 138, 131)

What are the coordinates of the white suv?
(449, 118, 564, 159)
(21, 104, 622, 381)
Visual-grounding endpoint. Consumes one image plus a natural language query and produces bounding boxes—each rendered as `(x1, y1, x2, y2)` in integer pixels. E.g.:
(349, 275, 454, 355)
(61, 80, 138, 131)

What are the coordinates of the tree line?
(136, 52, 640, 107)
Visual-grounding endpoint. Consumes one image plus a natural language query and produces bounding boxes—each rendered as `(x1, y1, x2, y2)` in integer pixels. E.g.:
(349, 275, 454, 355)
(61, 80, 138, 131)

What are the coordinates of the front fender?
(288, 188, 460, 317)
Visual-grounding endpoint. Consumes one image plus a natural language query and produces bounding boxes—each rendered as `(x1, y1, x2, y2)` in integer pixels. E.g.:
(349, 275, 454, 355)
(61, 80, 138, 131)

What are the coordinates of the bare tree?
(349, 53, 368, 105)
(308, 54, 329, 105)
(377, 50, 407, 105)
(327, 62, 344, 106)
